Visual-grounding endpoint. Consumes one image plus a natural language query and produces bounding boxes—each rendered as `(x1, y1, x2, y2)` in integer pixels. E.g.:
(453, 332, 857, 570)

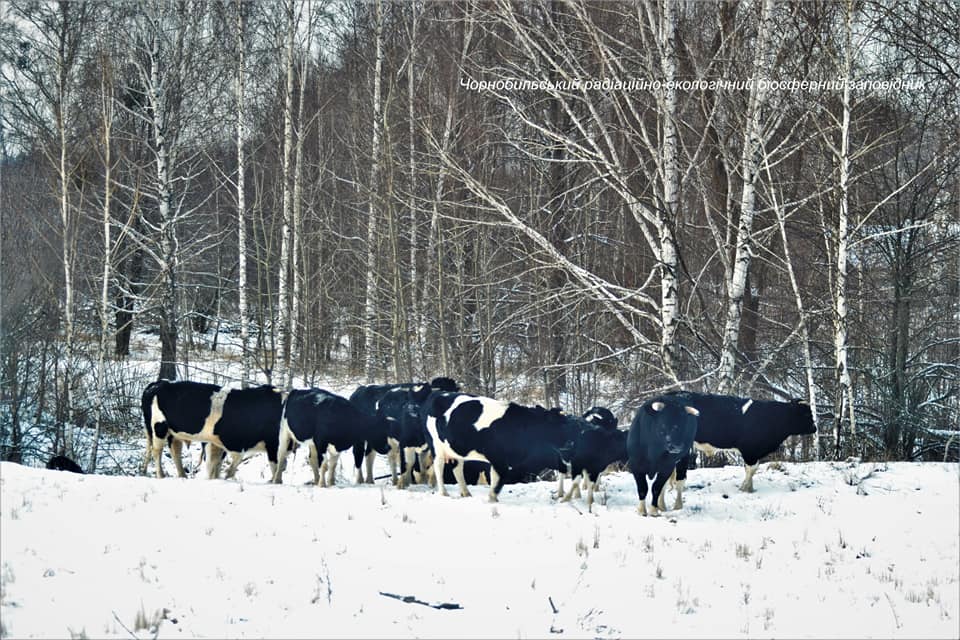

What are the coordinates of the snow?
(1, 458, 957, 639)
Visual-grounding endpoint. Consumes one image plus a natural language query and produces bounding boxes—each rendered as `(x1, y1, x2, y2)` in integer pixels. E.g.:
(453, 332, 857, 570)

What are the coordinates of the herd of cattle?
(131, 376, 817, 516)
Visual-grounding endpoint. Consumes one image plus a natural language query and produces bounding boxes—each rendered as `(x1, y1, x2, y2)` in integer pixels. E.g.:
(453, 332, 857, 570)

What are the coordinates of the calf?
(422, 391, 580, 502)
(557, 406, 622, 506)
(273, 388, 393, 486)
(141, 380, 284, 480)
(627, 395, 700, 516)
(561, 425, 628, 512)
(668, 391, 816, 493)
(46, 455, 84, 474)
(350, 377, 460, 484)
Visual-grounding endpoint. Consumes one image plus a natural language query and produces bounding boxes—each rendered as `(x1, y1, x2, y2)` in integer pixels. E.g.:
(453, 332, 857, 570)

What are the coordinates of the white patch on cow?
(685, 406, 700, 417)
(651, 401, 665, 412)
(584, 412, 601, 423)
(741, 399, 753, 415)
(413, 384, 425, 393)
(150, 396, 167, 432)
(445, 395, 507, 431)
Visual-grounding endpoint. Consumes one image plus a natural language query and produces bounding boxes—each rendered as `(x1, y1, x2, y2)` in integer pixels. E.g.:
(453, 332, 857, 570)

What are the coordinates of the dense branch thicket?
(1, 0, 957, 468)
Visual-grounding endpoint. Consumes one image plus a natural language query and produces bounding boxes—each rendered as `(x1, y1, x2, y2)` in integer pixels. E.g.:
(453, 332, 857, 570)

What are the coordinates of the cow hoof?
(649, 506, 661, 517)
(460, 490, 473, 498)
(637, 504, 647, 516)
(488, 495, 499, 503)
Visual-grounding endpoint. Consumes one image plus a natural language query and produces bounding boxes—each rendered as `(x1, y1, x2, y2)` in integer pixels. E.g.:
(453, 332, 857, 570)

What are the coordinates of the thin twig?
(111, 611, 140, 640)
(548, 596, 559, 614)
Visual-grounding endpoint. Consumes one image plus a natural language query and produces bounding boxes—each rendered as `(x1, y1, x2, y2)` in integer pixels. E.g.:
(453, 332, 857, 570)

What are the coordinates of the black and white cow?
(349, 377, 460, 484)
(668, 391, 816, 493)
(141, 380, 285, 480)
(273, 387, 394, 486)
(582, 406, 618, 430)
(46, 455, 84, 474)
(627, 395, 700, 517)
(422, 391, 580, 502)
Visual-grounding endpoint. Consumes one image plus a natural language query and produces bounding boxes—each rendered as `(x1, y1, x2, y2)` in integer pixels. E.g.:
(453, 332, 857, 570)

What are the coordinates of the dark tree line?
(1, 0, 957, 469)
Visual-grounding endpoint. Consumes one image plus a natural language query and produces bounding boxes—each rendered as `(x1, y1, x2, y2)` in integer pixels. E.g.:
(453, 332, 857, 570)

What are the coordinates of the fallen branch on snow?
(379, 591, 463, 610)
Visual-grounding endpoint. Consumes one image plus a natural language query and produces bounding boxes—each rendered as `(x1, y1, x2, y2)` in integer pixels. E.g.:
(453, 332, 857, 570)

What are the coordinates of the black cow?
(561, 425, 628, 512)
(668, 391, 816, 493)
(141, 380, 284, 480)
(556, 406, 624, 508)
(582, 406, 618, 430)
(349, 377, 460, 484)
(46, 455, 84, 474)
(422, 391, 580, 502)
(274, 388, 394, 486)
(627, 395, 700, 517)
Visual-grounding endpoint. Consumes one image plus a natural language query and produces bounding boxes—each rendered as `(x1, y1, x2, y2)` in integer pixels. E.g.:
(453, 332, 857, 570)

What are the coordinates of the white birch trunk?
(288, 31, 309, 388)
(90, 57, 114, 473)
(717, 0, 776, 394)
(236, 0, 250, 387)
(834, 0, 857, 453)
(657, 0, 680, 384)
(407, 2, 420, 375)
(57, 43, 76, 456)
(363, 0, 384, 382)
(149, 23, 179, 381)
(276, 0, 296, 384)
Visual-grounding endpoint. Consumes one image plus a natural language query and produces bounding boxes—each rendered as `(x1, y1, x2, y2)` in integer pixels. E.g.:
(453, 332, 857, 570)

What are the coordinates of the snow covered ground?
(1, 458, 957, 639)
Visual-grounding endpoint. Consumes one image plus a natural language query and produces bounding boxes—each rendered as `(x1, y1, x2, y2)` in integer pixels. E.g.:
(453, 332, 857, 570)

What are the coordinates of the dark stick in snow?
(379, 591, 463, 610)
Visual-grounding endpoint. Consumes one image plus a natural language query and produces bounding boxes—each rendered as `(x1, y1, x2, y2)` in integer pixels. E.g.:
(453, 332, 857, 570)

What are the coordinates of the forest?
(0, 0, 957, 471)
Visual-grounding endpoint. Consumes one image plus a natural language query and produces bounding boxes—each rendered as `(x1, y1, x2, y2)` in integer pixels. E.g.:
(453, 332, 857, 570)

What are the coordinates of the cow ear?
(651, 401, 665, 412)
(684, 405, 700, 417)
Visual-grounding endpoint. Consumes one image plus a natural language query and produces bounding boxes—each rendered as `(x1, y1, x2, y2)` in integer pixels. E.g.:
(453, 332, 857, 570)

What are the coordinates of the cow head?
(430, 377, 461, 393)
(647, 399, 700, 455)
(583, 406, 617, 430)
(789, 399, 817, 435)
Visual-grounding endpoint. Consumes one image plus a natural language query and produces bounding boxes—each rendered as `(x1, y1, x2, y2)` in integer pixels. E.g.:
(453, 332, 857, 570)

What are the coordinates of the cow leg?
(387, 438, 400, 486)
(307, 441, 321, 485)
(555, 470, 565, 499)
(740, 462, 759, 493)
(420, 449, 436, 486)
(141, 430, 153, 476)
(168, 438, 186, 478)
(587, 478, 598, 513)
(489, 468, 506, 503)
(432, 450, 448, 496)
(273, 424, 293, 484)
(224, 452, 243, 479)
(327, 447, 340, 487)
(571, 474, 582, 500)
(401, 447, 417, 489)
(206, 445, 225, 479)
(632, 469, 649, 516)
(452, 460, 472, 498)
(364, 448, 377, 484)
(561, 473, 580, 503)
(651, 468, 673, 517)
(487, 467, 500, 502)
(151, 435, 166, 480)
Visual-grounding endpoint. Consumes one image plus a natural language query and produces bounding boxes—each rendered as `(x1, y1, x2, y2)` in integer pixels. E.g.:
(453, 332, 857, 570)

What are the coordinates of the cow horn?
(651, 401, 665, 412)
(685, 405, 700, 417)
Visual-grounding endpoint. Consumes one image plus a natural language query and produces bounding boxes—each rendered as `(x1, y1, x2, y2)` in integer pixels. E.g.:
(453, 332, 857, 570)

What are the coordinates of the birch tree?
(716, 0, 778, 394)
(363, 0, 384, 381)
(235, 0, 251, 386)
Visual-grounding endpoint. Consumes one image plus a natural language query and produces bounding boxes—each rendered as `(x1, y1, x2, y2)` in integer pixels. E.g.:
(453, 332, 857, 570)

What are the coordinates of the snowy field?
(1, 457, 957, 639)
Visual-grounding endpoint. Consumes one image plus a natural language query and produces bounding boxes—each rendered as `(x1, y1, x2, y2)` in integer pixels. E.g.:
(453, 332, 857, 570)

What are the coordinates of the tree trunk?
(275, 0, 296, 385)
(363, 0, 384, 382)
(717, 0, 776, 394)
(236, 0, 250, 387)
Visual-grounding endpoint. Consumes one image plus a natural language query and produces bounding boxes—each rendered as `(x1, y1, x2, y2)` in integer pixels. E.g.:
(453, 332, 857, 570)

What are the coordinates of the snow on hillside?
(1, 459, 957, 639)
